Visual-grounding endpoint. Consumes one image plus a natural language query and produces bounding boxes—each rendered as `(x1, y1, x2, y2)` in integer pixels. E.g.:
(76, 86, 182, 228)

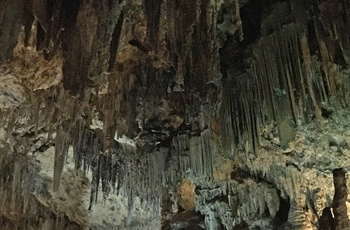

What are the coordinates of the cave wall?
(0, 0, 350, 229)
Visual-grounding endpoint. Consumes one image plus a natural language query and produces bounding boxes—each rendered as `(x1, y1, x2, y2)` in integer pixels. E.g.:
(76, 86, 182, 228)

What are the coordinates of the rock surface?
(0, 0, 350, 229)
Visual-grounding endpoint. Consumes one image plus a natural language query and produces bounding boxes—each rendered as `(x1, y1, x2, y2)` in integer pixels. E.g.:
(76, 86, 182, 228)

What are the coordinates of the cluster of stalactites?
(173, 129, 215, 180)
(220, 2, 348, 156)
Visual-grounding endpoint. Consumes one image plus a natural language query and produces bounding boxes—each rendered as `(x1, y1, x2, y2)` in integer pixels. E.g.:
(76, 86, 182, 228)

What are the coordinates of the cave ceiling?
(0, 0, 350, 229)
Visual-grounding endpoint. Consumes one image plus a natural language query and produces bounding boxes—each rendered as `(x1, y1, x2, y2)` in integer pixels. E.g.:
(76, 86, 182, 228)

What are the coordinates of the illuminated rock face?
(0, 0, 350, 229)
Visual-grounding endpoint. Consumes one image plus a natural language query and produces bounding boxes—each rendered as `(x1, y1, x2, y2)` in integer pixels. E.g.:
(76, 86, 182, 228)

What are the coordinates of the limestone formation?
(0, 0, 350, 229)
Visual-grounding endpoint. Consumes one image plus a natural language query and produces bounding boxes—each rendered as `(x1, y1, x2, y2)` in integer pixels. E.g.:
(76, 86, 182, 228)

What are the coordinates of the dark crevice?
(108, 11, 124, 71)
(60, 0, 81, 29)
(239, 0, 264, 46)
(144, 0, 162, 46)
(60, 0, 84, 96)
(34, 141, 55, 153)
(36, 24, 46, 51)
(333, 42, 347, 68)
(219, 39, 246, 80)
(273, 196, 290, 228)
(23, 10, 34, 47)
(319, 207, 335, 230)
(128, 39, 151, 52)
(233, 221, 249, 230)
(321, 105, 333, 119)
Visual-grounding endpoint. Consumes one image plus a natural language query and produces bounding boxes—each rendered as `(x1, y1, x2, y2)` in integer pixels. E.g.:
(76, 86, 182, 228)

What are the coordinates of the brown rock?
(332, 168, 350, 230)
(178, 179, 195, 211)
(169, 115, 184, 130)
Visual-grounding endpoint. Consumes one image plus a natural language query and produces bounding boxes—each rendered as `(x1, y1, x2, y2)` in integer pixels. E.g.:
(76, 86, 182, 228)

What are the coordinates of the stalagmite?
(332, 168, 350, 230)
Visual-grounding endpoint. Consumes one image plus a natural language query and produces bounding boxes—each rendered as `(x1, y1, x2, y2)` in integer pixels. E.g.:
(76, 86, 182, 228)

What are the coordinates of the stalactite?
(149, 150, 166, 191)
(299, 33, 323, 120)
(0, 0, 350, 228)
(11, 161, 21, 211)
(172, 129, 215, 180)
(53, 125, 69, 192)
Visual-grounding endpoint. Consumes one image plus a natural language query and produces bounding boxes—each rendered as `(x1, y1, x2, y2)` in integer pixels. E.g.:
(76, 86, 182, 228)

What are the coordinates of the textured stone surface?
(178, 179, 195, 211)
(0, 0, 350, 229)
